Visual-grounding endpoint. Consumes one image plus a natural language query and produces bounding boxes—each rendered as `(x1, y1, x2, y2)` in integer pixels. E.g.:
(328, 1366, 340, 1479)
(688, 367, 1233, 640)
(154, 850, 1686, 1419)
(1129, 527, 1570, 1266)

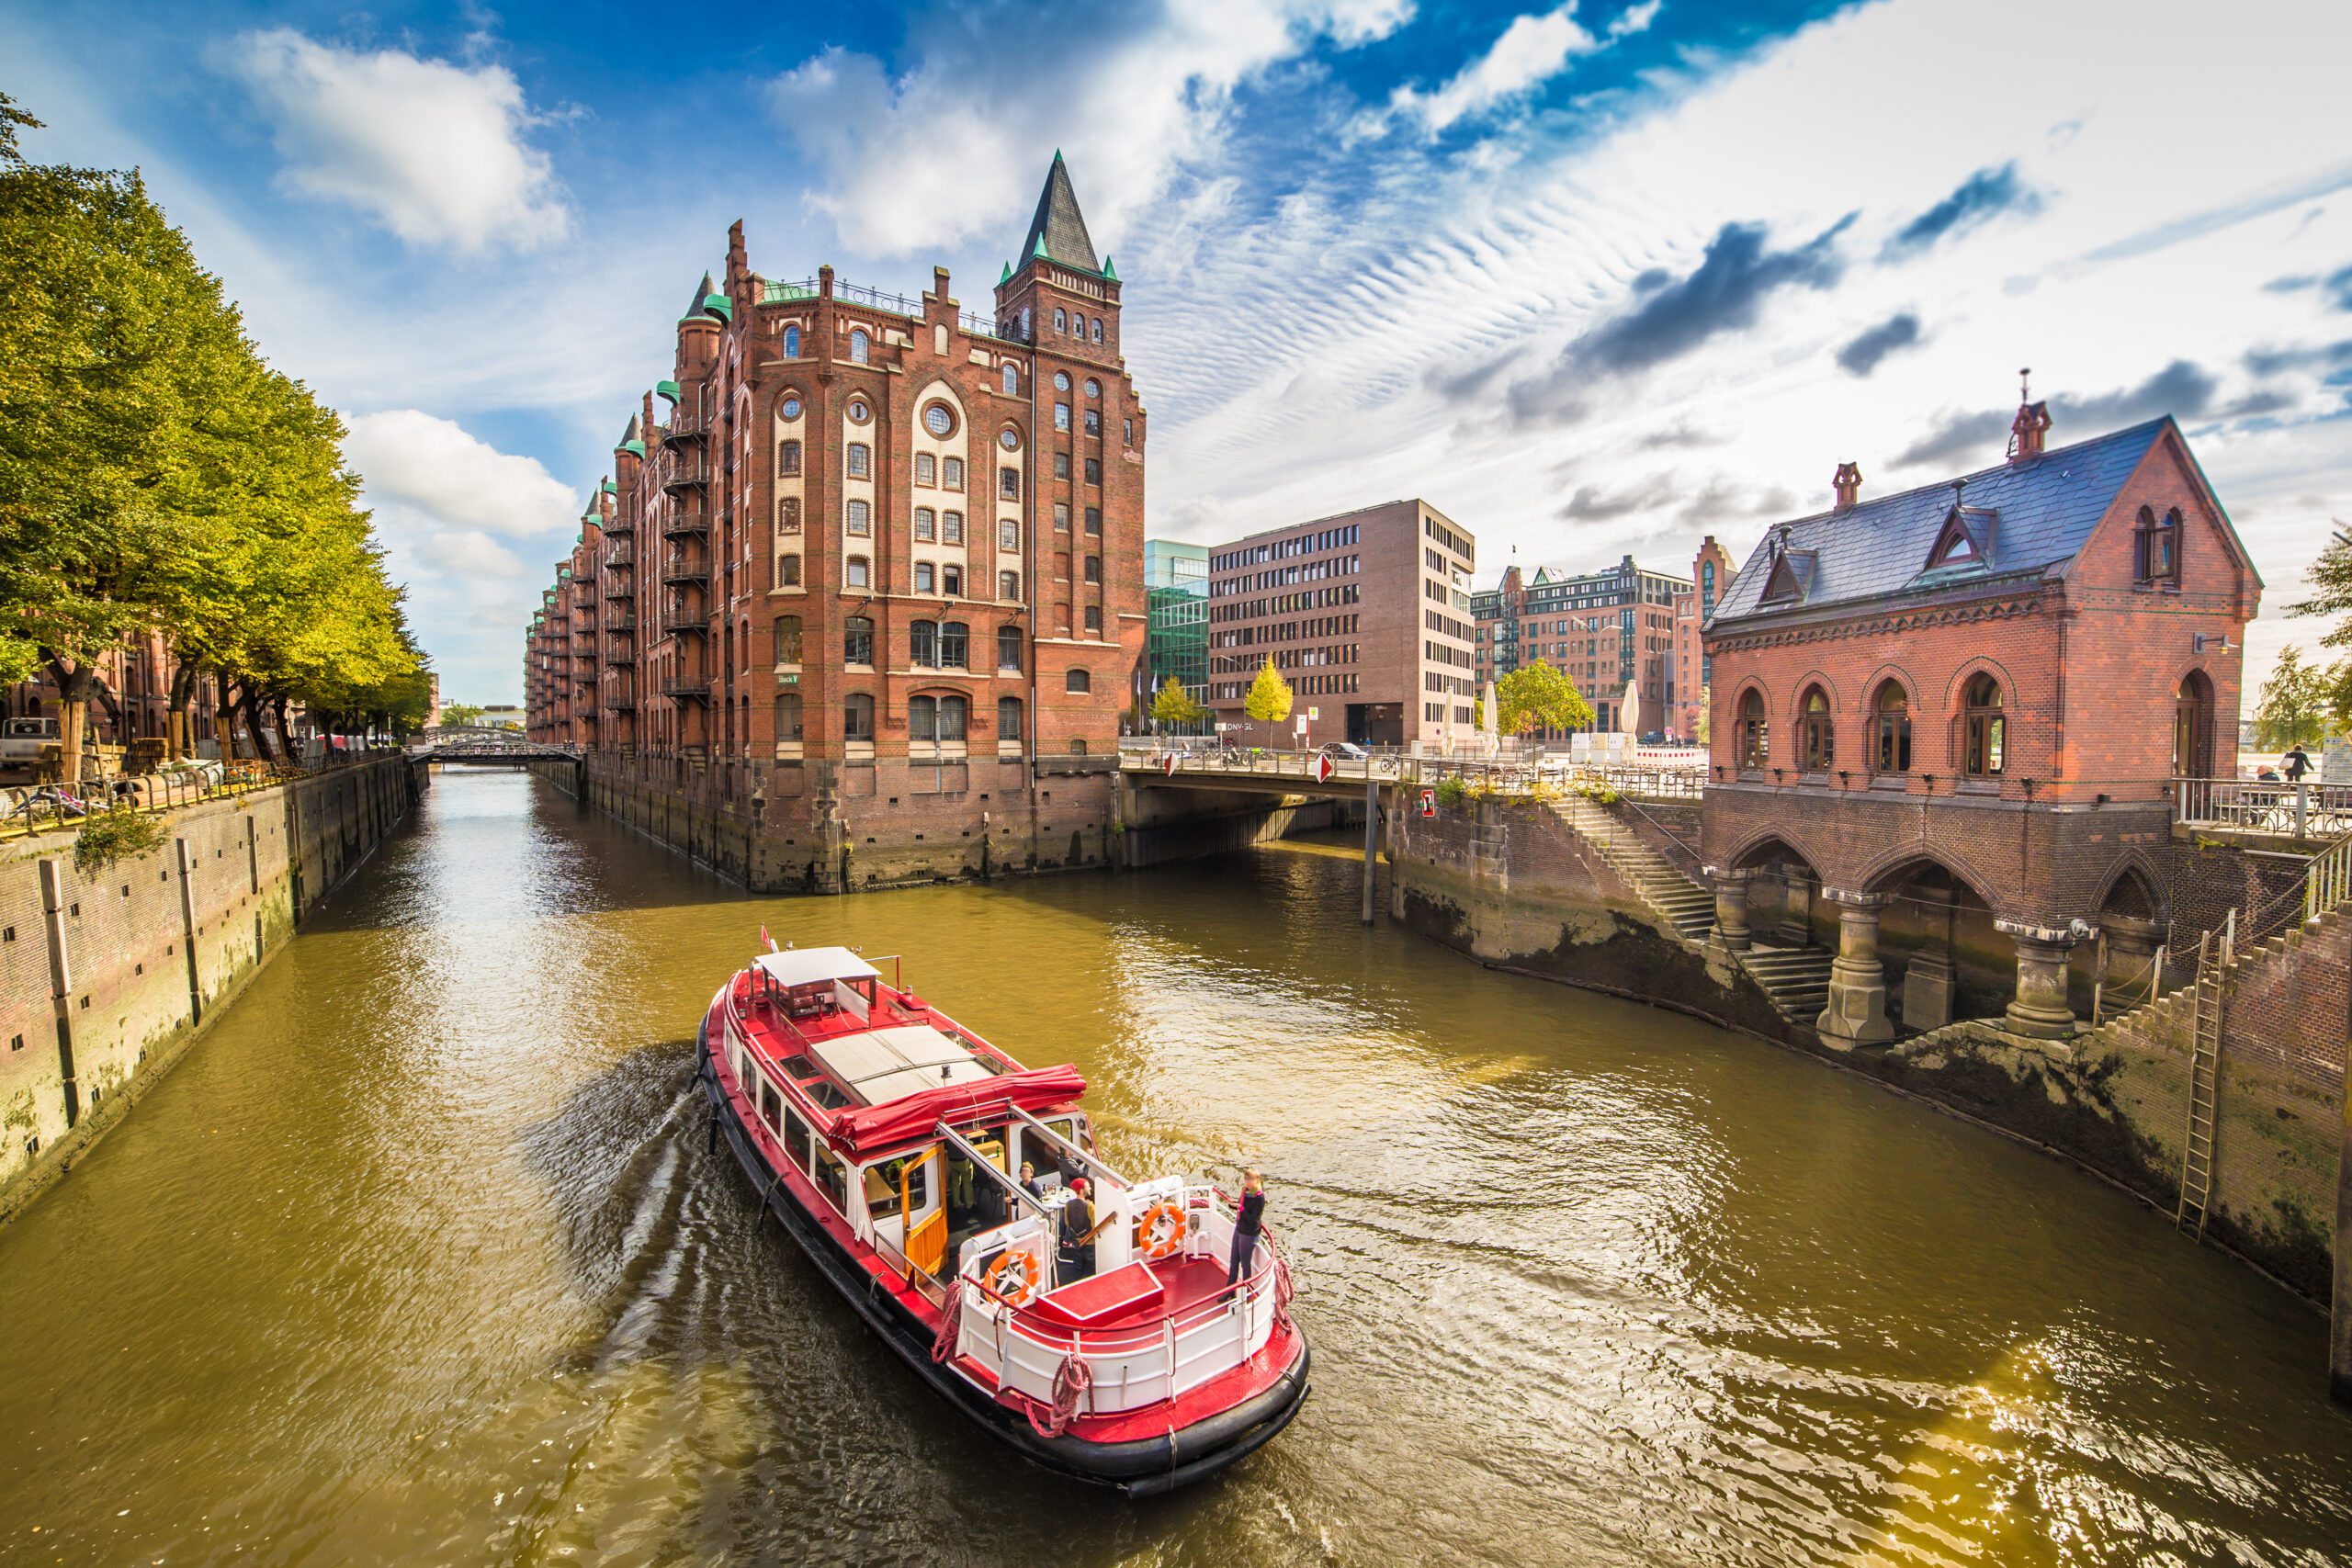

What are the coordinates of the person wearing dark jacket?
(1227, 1168, 1267, 1288)
(1057, 1177, 1098, 1280)
(2284, 745, 2312, 783)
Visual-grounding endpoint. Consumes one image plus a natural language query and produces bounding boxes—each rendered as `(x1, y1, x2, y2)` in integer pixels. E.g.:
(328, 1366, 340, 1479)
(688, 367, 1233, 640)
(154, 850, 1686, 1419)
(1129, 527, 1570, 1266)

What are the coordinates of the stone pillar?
(1784, 866, 1818, 946)
(1817, 889, 1894, 1046)
(1709, 867, 1753, 952)
(2103, 913, 2162, 1005)
(1998, 920, 2079, 1040)
(1902, 885, 1957, 1032)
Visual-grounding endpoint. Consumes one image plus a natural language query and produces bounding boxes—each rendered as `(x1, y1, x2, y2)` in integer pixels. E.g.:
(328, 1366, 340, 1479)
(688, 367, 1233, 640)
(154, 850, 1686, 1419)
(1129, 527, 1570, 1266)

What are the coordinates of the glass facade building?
(1143, 539, 1210, 730)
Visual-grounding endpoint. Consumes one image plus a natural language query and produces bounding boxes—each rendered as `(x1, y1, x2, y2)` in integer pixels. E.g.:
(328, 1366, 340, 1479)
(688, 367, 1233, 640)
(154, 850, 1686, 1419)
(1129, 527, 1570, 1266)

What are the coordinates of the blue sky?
(5, 0, 2349, 706)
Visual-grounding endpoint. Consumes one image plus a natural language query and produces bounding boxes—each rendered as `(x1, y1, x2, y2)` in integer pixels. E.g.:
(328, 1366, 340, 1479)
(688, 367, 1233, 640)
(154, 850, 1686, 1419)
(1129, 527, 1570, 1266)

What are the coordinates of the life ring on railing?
(1134, 1201, 1188, 1260)
(983, 1247, 1041, 1305)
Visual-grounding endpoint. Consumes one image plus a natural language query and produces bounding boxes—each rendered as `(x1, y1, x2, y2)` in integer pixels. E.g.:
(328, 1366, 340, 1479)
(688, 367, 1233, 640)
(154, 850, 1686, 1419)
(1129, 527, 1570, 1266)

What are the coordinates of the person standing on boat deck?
(1059, 1178, 1098, 1280)
(1227, 1169, 1268, 1288)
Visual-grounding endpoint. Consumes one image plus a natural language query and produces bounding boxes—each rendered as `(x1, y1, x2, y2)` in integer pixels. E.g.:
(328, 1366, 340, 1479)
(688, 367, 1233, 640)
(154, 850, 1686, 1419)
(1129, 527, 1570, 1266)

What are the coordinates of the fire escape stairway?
(1548, 793, 1834, 1026)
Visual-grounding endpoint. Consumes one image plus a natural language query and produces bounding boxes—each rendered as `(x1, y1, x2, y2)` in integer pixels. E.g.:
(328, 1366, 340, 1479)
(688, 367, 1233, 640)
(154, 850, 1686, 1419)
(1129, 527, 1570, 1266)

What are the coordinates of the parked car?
(1317, 741, 1369, 761)
(1638, 730, 1666, 745)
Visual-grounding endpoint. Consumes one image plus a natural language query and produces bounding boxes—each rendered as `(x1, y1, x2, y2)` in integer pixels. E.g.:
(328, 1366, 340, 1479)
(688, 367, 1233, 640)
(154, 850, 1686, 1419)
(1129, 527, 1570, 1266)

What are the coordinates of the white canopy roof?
(809, 1022, 993, 1105)
(753, 946, 880, 988)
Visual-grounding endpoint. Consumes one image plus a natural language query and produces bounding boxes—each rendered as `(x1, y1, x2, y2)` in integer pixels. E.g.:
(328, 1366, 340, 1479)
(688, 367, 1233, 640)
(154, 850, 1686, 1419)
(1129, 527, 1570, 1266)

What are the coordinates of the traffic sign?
(1315, 754, 1336, 784)
(1162, 753, 1179, 775)
(1419, 787, 1436, 818)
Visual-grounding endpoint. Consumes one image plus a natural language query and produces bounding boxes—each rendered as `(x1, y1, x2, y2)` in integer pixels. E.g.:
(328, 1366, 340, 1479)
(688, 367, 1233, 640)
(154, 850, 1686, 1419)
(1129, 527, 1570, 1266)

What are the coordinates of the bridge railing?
(1122, 743, 1702, 804)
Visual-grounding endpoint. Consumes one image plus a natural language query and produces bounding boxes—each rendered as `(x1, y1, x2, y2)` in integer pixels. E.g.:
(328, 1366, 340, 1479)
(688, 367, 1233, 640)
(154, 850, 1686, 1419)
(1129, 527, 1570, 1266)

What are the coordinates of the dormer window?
(1927, 507, 1993, 570)
(1759, 554, 1805, 604)
(2134, 506, 2181, 586)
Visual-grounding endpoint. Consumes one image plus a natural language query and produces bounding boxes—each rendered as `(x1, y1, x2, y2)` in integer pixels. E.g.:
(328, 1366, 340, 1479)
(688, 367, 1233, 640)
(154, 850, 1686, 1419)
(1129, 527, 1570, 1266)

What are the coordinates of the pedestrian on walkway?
(2283, 743, 2312, 783)
(1227, 1168, 1267, 1288)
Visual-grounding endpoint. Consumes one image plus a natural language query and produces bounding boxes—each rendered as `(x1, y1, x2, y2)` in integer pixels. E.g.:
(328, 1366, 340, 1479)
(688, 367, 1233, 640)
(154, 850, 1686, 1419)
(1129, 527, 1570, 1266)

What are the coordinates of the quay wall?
(0, 758, 417, 1223)
(1385, 794, 2350, 1306)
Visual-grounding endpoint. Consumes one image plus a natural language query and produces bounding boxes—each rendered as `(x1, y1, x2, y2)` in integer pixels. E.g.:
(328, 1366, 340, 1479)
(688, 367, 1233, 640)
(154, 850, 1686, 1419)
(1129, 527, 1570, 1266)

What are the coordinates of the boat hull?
(695, 1019, 1311, 1495)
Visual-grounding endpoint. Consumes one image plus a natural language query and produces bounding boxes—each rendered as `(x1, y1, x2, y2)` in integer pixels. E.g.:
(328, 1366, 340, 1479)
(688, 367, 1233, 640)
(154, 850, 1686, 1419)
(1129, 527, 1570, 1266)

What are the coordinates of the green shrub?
(73, 805, 164, 875)
(1433, 776, 1470, 810)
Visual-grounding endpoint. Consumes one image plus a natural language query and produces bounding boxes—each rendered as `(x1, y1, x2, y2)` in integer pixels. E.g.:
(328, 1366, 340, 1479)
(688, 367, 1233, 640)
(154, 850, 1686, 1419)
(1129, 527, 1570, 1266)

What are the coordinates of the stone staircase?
(1549, 794, 1834, 1028)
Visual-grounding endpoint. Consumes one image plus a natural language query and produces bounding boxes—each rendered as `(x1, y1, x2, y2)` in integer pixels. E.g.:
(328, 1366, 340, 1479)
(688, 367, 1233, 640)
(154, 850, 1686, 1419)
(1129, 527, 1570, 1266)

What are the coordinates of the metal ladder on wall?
(2175, 911, 2232, 1239)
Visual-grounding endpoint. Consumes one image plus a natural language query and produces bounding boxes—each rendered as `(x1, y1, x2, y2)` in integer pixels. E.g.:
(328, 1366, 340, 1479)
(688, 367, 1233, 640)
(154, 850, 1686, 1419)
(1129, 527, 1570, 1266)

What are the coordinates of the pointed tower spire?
(1017, 152, 1101, 273)
(682, 271, 715, 321)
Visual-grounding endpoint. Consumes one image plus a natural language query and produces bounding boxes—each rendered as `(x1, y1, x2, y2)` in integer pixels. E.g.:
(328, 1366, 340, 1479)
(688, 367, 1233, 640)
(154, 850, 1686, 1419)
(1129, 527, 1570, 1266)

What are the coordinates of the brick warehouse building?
(1471, 555, 1687, 737)
(1700, 400, 2260, 1044)
(1668, 536, 1738, 742)
(1204, 500, 1476, 748)
(524, 155, 1148, 888)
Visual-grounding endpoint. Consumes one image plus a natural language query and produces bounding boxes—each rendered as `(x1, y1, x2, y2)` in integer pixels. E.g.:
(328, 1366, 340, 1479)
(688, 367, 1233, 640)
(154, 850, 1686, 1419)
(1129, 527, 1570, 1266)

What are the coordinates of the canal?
(1, 770, 2347, 1565)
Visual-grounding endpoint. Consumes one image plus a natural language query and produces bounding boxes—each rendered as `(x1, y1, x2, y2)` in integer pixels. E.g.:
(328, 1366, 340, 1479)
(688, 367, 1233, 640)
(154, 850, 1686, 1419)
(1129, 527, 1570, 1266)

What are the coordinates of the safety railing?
(2173, 776, 2347, 840)
(2307, 832, 2352, 924)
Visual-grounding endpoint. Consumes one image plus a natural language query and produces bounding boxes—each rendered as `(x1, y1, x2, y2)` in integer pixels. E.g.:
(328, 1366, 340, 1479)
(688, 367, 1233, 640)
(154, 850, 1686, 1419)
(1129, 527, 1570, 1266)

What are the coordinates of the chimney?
(2007, 367, 2050, 462)
(1832, 462, 1861, 513)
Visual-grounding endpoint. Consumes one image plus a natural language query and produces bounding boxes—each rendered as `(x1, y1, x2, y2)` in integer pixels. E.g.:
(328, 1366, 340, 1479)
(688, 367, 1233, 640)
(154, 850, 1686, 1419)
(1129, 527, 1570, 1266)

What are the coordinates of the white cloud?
(1608, 1, 1661, 40)
(345, 410, 581, 539)
(1390, 4, 1600, 133)
(763, 1, 1412, 258)
(223, 29, 570, 253)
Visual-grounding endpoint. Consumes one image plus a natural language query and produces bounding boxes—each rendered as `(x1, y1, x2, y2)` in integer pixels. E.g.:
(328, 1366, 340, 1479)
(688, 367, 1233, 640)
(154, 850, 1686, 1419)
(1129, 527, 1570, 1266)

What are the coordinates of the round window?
(848, 399, 870, 423)
(923, 404, 955, 437)
(1085, 378, 1101, 399)
(999, 427, 1021, 451)
(780, 396, 802, 420)
(1055, 371, 1071, 392)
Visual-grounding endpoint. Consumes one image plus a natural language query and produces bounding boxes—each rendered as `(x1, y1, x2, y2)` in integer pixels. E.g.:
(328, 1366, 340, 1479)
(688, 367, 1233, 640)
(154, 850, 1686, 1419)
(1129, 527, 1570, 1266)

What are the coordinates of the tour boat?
(696, 943, 1311, 1495)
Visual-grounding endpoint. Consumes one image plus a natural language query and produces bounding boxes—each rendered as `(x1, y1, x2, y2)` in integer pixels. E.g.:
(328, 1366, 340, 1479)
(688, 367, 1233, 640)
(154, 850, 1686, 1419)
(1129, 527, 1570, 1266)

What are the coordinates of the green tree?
(1496, 662, 1594, 737)
(1692, 685, 1711, 746)
(2254, 646, 2329, 750)
(1149, 676, 1206, 730)
(1242, 657, 1292, 740)
(2288, 522, 2352, 732)
(441, 702, 485, 729)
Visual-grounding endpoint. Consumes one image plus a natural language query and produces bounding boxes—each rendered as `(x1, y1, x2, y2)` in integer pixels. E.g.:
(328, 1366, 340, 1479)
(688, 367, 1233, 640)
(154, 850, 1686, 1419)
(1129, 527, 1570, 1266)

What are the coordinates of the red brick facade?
(1668, 536, 1736, 743)
(1472, 555, 1687, 738)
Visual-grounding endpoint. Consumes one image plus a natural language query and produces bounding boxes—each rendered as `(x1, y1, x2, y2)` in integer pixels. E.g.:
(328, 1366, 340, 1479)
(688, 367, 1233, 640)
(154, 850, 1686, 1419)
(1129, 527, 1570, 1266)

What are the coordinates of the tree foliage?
(2254, 646, 2329, 750)
(441, 702, 485, 728)
(1496, 663, 1594, 736)
(2287, 522, 2352, 732)
(0, 110, 424, 779)
(1149, 677, 1206, 728)
(1242, 657, 1293, 728)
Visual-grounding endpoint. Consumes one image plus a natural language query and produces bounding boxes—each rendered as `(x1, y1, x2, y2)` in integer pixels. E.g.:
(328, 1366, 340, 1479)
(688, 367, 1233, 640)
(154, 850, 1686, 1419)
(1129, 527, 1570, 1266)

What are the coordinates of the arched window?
(998, 696, 1023, 746)
(1797, 686, 1834, 772)
(998, 626, 1022, 671)
(2134, 506, 2182, 585)
(1065, 669, 1091, 694)
(843, 615, 874, 665)
(848, 328, 870, 364)
(1872, 681, 1911, 773)
(1054, 308, 1068, 334)
(915, 562, 936, 595)
(1738, 688, 1768, 770)
(843, 694, 875, 741)
(777, 497, 800, 535)
(940, 621, 968, 669)
(2174, 671, 2214, 777)
(942, 564, 963, 596)
(777, 439, 801, 476)
(783, 324, 801, 358)
(1000, 570, 1020, 602)
(1073, 314, 1088, 339)
(774, 693, 802, 753)
(916, 453, 936, 485)
(774, 615, 802, 666)
(915, 507, 936, 542)
(845, 500, 870, 536)
(943, 510, 965, 545)
(847, 443, 871, 479)
(999, 519, 1018, 551)
(775, 553, 801, 590)
(1091, 318, 1103, 344)
(1962, 674, 2005, 777)
(1002, 363, 1019, 396)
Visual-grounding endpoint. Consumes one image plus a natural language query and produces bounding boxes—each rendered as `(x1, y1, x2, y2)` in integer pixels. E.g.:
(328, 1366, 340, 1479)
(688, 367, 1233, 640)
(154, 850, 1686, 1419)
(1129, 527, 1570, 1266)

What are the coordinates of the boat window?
(759, 1078, 781, 1132)
(865, 1156, 931, 1219)
(779, 1055, 822, 1080)
(816, 1152, 851, 1213)
(806, 1079, 851, 1111)
(783, 1107, 813, 1170)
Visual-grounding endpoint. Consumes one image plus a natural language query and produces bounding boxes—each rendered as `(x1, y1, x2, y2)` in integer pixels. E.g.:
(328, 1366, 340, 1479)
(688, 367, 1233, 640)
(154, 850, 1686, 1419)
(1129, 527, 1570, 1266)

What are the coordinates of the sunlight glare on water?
(0, 771, 2346, 1566)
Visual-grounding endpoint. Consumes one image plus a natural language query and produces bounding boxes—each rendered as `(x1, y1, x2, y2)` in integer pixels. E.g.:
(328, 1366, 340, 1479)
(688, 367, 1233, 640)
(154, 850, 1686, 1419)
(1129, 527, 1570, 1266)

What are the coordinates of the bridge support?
(1363, 776, 1378, 925)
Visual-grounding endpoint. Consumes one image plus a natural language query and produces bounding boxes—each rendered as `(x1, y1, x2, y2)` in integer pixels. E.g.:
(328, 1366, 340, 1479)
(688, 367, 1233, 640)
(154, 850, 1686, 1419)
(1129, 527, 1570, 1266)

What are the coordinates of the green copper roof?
(656, 378, 681, 402)
(1031, 231, 1050, 260)
(621, 440, 646, 457)
(1102, 255, 1117, 282)
(602, 479, 616, 495)
(702, 292, 732, 322)
(1000, 260, 1012, 285)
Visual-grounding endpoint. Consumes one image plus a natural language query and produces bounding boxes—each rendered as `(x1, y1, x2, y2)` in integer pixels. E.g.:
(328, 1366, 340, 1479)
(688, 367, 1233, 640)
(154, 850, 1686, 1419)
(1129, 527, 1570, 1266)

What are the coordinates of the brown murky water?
(0, 769, 2347, 1565)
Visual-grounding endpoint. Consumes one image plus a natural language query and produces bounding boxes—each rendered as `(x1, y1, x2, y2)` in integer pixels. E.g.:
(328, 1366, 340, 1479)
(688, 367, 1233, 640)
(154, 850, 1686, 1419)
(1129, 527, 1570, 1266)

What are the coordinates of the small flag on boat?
(761, 925, 778, 952)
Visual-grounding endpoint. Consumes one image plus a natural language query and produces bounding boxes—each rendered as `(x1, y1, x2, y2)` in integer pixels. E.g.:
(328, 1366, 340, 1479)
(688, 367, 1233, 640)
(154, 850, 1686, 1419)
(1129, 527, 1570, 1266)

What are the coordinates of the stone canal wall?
(1385, 793, 2350, 1305)
(0, 758, 417, 1223)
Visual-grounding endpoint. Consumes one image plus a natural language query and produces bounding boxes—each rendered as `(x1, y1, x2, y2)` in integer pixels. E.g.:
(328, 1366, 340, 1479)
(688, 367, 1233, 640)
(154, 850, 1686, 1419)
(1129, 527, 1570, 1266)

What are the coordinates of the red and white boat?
(697, 943, 1311, 1494)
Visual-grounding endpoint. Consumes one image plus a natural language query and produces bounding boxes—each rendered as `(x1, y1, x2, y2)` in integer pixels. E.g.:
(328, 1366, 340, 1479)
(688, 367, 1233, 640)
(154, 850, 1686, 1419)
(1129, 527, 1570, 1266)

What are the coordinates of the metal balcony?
(661, 678, 712, 702)
(660, 508, 708, 540)
(661, 557, 710, 588)
(661, 456, 710, 493)
(660, 607, 709, 637)
(605, 575, 634, 602)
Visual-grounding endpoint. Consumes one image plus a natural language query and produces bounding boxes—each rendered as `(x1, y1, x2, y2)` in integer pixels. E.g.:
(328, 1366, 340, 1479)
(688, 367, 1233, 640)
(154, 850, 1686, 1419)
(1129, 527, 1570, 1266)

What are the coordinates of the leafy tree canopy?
(1497, 662, 1594, 736)
(1243, 658, 1293, 726)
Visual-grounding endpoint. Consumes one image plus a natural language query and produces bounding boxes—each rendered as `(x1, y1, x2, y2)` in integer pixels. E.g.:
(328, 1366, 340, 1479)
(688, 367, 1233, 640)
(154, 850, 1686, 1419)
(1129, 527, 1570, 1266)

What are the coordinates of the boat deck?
(1027, 1256, 1235, 1337)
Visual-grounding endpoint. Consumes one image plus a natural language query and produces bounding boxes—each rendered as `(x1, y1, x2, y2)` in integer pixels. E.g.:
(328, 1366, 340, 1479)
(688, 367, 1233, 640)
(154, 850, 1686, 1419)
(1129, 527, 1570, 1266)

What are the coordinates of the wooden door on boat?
(902, 1147, 947, 1278)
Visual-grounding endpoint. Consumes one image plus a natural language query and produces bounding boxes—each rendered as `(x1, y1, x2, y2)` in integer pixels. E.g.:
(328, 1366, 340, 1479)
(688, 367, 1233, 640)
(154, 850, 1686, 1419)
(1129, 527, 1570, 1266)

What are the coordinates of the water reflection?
(0, 772, 2344, 1566)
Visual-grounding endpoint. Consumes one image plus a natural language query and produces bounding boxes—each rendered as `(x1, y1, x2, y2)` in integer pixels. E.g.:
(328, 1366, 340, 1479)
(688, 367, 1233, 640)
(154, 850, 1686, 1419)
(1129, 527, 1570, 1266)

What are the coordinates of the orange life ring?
(1134, 1201, 1188, 1261)
(984, 1247, 1041, 1305)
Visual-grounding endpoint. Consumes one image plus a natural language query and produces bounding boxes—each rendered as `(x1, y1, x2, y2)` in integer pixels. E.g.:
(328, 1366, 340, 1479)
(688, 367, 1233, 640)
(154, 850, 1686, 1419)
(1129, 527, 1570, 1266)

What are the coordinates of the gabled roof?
(1712, 417, 2171, 626)
(1017, 151, 1101, 274)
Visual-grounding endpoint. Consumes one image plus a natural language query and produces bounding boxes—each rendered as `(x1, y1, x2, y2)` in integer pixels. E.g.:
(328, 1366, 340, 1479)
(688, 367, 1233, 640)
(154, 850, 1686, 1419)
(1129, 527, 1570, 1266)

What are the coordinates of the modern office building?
(1141, 539, 1210, 728)
(1471, 554, 1689, 736)
(1204, 499, 1475, 747)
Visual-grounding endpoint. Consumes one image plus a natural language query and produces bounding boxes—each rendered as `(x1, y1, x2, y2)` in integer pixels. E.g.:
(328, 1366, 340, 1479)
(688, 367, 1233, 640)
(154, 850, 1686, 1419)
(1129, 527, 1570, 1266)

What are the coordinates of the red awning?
(827, 1065, 1087, 1157)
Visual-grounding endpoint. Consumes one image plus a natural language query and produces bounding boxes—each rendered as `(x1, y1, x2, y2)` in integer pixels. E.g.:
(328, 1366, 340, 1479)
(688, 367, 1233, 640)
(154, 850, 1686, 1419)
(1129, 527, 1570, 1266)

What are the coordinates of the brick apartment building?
(525, 155, 1149, 886)
(1203, 500, 1476, 748)
(1471, 555, 1687, 737)
(1701, 400, 2260, 1045)
(1668, 536, 1738, 742)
